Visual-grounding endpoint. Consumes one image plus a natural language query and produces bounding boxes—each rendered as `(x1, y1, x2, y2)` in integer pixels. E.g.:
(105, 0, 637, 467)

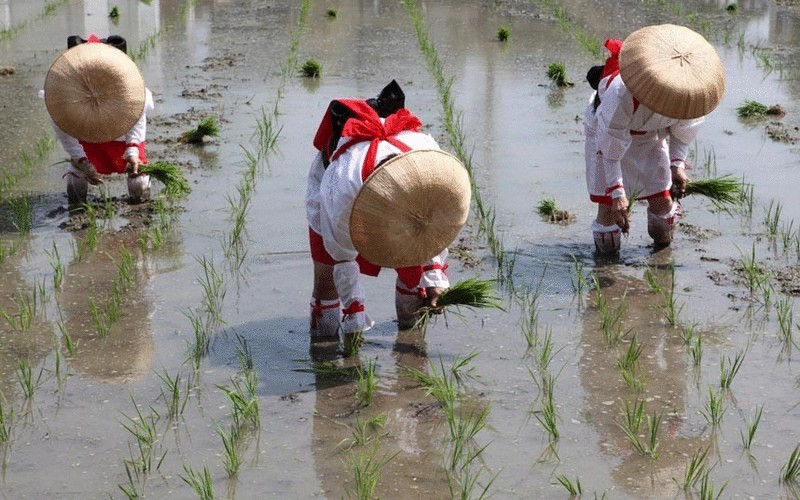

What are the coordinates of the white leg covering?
(592, 220, 622, 254)
(127, 174, 151, 203)
(332, 261, 373, 335)
(395, 278, 425, 330)
(309, 298, 340, 340)
(647, 202, 680, 247)
(65, 172, 89, 205)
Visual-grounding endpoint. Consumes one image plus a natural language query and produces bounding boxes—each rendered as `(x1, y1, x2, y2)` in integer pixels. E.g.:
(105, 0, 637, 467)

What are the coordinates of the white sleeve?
(419, 248, 450, 289)
(667, 118, 704, 167)
(596, 80, 634, 197)
(123, 88, 153, 159)
(305, 152, 326, 233)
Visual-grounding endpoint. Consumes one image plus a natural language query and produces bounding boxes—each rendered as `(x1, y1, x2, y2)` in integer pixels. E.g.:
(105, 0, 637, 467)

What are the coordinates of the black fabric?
(322, 80, 407, 167)
(586, 65, 604, 111)
(66, 35, 128, 54)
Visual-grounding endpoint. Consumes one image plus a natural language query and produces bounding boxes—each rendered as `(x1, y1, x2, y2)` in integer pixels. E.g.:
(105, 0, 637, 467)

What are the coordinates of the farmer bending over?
(584, 24, 725, 254)
(305, 81, 470, 350)
(42, 35, 154, 205)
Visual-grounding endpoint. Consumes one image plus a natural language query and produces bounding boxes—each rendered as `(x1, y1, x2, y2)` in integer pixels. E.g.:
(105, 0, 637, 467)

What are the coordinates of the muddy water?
(1, 0, 800, 498)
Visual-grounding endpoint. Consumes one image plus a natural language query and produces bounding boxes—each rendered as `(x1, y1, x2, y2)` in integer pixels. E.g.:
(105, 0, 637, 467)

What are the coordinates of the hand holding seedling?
(670, 166, 690, 200)
(426, 287, 445, 312)
(126, 156, 141, 177)
(72, 158, 104, 185)
(612, 195, 630, 234)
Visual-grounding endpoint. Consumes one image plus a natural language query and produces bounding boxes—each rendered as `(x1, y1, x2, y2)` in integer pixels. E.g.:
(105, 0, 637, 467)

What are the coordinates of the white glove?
(342, 308, 374, 335)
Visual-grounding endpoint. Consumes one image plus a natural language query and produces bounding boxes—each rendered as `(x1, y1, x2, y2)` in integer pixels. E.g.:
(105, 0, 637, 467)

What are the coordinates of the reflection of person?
(579, 262, 704, 496)
(584, 24, 725, 254)
(305, 81, 470, 347)
(310, 330, 450, 498)
(41, 34, 155, 205)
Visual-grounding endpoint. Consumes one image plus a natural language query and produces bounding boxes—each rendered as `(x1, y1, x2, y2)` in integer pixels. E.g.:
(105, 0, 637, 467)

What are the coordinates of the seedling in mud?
(621, 410, 662, 459)
(735, 243, 768, 295)
(688, 335, 703, 367)
(109, 6, 119, 18)
(118, 461, 142, 499)
(719, 350, 745, 389)
(57, 320, 76, 356)
(326, 8, 337, 17)
(497, 26, 510, 42)
(740, 405, 763, 450)
(776, 296, 794, 346)
(534, 374, 559, 442)
(156, 369, 189, 419)
(536, 197, 574, 223)
(15, 358, 44, 399)
(556, 474, 582, 495)
(0, 390, 14, 444)
(218, 372, 260, 429)
(301, 59, 322, 78)
(736, 99, 784, 119)
(254, 102, 281, 159)
(217, 423, 242, 477)
(570, 255, 589, 298)
(414, 277, 504, 332)
(120, 397, 165, 474)
(726, 3, 739, 12)
(546, 62, 573, 87)
(182, 116, 220, 144)
(184, 308, 211, 365)
(344, 444, 398, 500)
(674, 446, 711, 491)
(196, 254, 227, 327)
(337, 413, 388, 450)
(781, 444, 800, 484)
(45, 242, 64, 289)
(140, 162, 191, 196)
(355, 361, 377, 407)
(700, 386, 725, 427)
(7, 195, 32, 234)
(180, 464, 215, 500)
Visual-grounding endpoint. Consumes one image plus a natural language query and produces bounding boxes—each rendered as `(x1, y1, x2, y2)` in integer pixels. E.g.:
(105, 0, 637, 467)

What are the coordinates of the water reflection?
(580, 255, 707, 497)
(310, 330, 451, 498)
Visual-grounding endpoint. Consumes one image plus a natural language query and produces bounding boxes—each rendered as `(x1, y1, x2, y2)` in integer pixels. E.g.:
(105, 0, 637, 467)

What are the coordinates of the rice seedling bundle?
(415, 278, 504, 330)
(684, 175, 743, 206)
(182, 116, 219, 144)
(140, 162, 191, 196)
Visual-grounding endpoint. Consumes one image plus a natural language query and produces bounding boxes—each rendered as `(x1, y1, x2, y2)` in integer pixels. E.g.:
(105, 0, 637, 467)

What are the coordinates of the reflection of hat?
(44, 42, 145, 143)
(350, 150, 471, 268)
(620, 24, 725, 119)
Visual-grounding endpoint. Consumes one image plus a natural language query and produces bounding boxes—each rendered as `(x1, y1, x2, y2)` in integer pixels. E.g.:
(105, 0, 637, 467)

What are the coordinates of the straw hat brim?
(620, 24, 725, 120)
(44, 43, 145, 143)
(350, 150, 471, 268)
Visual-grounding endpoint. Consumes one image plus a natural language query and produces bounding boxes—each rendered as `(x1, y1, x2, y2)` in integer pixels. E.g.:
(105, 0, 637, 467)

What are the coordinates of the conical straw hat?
(44, 42, 145, 143)
(619, 24, 725, 119)
(350, 150, 471, 268)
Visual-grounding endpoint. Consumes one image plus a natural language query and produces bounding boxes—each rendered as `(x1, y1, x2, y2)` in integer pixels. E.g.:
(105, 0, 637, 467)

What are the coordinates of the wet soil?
(1, 1, 800, 499)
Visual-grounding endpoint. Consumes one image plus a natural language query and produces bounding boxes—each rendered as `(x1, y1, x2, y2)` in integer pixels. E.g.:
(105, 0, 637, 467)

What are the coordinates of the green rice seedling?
(88, 296, 108, 336)
(700, 386, 725, 427)
(619, 399, 645, 434)
(674, 446, 710, 491)
(446, 405, 490, 470)
(16, 358, 44, 399)
(118, 461, 142, 499)
(726, 3, 739, 13)
(781, 444, 800, 484)
(45, 242, 64, 289)
(120, 396, 164, 473)
(217, 376, 259, 429)
(184, 308, 211, 365)
(156, 369, 189, 419)
(556, 474, 582, 496)
(140, 162, 191, 196)
(182, 116, 219, 144)
(415, 277, 504, 331)
(217, 423, 241, 477)
(679, 321, 699, 344)
(254, 103, 282, 160)
(570, 255, 589, 297)
(301, 59, 322, 78)
(497, 26, 510, 42)
(776, 296, 794, 345)
(180, 464, 215, 500)
(344, 444, 398, 500)
(337, 413, 388, 450)
(450, 350, 481, 385)
(598, 291, 629, 347)
(735, 243, 767, 294)
(645, 412, 663, 459)
(736, 100, 770, 118)
(534, 377, 559, 442)
(196, 255, 226, 327)
(403, 357, 458, 412)
(663, 265, 684, 327)
(109, 5, 119, 18)
(685, 176, 744, 207)
(765, 199, 783, 237)
(235, 334, 254, 372)
(688, 335, 703, 367)
(355, 361, 377, 407)
(617, 336, 644, 373)
(740, 404, 763, 450)
(7, 195, 32, 234)
(534, 328, 563, 373)
(0, 390, 13, 444)
(698, 470, 727, 500)
(326, 8, 337, 17)
(719, 350, 745, 389)
(546, 62, 573, 87)
(57, 320, 76, 356)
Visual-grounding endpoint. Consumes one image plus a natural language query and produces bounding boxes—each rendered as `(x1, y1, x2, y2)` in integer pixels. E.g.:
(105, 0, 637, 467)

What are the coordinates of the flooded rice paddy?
(1, 0, 800, 498)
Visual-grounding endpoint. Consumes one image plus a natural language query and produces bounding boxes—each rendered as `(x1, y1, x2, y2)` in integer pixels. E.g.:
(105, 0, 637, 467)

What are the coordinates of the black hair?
(67, 35, 128, 54)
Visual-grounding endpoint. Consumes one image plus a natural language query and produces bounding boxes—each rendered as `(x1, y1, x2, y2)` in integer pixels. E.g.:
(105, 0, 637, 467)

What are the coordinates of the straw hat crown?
(44, 42, 145, 143)
(619, 24, 725, 119)
(349, 150, 471, 268)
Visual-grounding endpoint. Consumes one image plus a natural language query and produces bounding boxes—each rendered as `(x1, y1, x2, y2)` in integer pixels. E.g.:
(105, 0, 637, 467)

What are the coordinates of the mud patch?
(766, 121, 799, 144)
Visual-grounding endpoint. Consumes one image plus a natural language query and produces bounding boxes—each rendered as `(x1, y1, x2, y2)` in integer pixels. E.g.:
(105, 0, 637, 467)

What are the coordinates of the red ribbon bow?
(334, 108, 422, 181)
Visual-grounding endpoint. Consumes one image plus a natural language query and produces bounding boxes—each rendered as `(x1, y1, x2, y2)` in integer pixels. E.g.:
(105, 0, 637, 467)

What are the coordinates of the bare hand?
(73, 159, 104, 185)
(611, 195, 630, 234)
(126, 157, 141, 176)
(426, 287, 445, 312)
(670, 167, 690, 200)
